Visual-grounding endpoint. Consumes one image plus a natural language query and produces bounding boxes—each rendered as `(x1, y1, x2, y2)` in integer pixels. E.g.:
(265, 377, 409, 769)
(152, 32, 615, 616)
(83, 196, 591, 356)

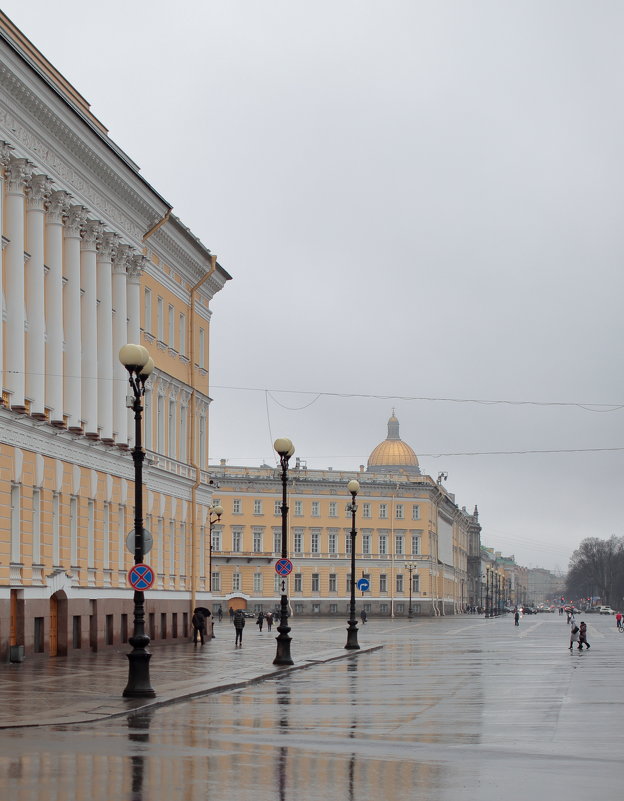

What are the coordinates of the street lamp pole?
(406, 562, 416, 618)
(485, 567, 491, 618)
(345, 480, 360, 649)
(119, 344, 155, 698)
(207, 504, 224, 592)
(273, 437, 295, 666)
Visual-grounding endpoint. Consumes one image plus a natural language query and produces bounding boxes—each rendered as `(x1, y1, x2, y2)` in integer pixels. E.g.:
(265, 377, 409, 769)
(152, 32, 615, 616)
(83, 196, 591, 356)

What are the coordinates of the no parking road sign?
(275, 558, 293, 577)
(128, 563, 155, 591)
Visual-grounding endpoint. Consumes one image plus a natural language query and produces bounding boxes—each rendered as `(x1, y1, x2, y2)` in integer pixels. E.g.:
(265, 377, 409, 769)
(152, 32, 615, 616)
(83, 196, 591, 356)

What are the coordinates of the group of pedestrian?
(256, 611, 275, 632)
(568, 612, 590, 651)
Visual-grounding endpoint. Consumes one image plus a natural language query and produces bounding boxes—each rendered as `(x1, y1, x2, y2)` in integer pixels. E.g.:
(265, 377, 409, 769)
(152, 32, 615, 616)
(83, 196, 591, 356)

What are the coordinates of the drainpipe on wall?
(188, 255, 218, 617)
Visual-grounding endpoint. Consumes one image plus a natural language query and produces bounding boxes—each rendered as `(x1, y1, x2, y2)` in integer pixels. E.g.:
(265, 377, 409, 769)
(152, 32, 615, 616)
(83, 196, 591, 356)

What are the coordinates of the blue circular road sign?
(357, 578, 370, 592)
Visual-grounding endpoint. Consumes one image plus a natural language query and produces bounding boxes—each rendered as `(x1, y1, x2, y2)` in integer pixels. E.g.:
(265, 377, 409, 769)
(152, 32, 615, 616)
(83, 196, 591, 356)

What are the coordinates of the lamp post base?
(123, 649, 155, 698)
(273, 624, 294, 665)
(345, 619, 360, 650)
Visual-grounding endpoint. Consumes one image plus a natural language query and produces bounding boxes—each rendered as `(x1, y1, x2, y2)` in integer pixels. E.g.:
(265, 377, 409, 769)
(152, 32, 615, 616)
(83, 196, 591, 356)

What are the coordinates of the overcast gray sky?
(4, 1, 623, 572)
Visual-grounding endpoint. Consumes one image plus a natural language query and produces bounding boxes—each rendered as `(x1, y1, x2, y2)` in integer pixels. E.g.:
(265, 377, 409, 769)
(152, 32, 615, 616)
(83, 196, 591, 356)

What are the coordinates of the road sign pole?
(345, 480, 360, 650)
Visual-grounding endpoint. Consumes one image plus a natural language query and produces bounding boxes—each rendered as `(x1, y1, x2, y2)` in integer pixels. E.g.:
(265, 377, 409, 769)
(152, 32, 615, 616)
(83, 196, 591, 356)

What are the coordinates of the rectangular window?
(362, 534, 370, 554)
(211, 572, 220, 591)
(106, 614, 114, 645)
(121, 614, 128, 643)
(253, 529, 263, 553)
(347, 573, 352, 592)
(233, 499, 241, 514)
(156, 516, 164, 574)
(379, 503, 388, 519)
(311, 531, 320, 553)
(199, 327, 206, 368)
(169, 520, 175, 575)
(232, 530, 242, 552)
(178, 313, 186, 356)
(10, 484, 21, 564)
(380, 574, 387, 592)
(168, 304, 175, 347)
(294, 500, 303, 516)
(273, 529, 281, 552)
(396, 503, 404, 520)
(294, 573, 302, 592)
(32, 488, 41, 564)
(253, 572, 262, 592)
(72, 616, 81, 649)
(311, 573, 320, 592)
(274, 500, 281, 516)
(311, 501, 320, 517)
(232, 572, 241, 592)
(395, 535, 404, 555)
(328, 502, 337, 517)
(412, 504, 420, 521)
(211, 527, 221, 552)
(168, 399, 176, 457)
(411, 535, 420, 555)
(396, 574, 404, 593)
(274, 574, 282, 592)
(329, 603, 338, 614)
(70, 495, 78, 566)
(379, 534, 387, 555)
(253, 499, 263, 515)
(329, 573, 337, 592)
(328, 533, 337, 554)
(144, 287, 152, 333)
(346, 535, 352, 555)
(362, 503, 371, 519)
(52, 491, 60, 566)
(157, 394, 164, 453)
(34, 618, 44, 653)
(103, 502, 110, 570)
(294, 529, 303, 553)
(157, 296, 164, 341)
(412, 573, 420, 593)
(179, 522, 186, 575)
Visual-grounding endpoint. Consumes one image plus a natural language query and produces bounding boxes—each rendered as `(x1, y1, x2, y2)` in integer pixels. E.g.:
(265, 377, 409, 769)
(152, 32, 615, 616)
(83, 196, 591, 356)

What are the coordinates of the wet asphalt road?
(0, 614, 622, 801)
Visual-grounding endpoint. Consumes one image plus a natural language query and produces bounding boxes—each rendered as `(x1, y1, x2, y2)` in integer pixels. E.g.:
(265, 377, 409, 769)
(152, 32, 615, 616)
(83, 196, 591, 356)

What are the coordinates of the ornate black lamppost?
(345, 479, 360, 650)
(208, 503, 224, 588)
(406, 562, 416, 618)
(273, 437, 295, 666)
(119, 343, 155, 698)
(485, 567, 491, 618)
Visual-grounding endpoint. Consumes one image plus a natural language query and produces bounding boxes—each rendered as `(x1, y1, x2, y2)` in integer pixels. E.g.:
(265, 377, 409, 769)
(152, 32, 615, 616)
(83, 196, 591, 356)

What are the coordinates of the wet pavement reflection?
(0, 616, 621, 801)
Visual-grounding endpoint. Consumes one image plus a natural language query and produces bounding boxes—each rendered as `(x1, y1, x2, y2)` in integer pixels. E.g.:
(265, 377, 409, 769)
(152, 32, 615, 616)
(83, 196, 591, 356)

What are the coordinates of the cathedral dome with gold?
(367, 412, 421, 474)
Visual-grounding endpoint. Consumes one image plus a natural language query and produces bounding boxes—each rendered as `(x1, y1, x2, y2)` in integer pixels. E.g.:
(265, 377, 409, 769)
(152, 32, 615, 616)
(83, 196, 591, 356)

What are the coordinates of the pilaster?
(45, 190, 70, 424)
(81, 219, 103, 438)
(96, 232, 117, 443)
(63, 204, 88, 431)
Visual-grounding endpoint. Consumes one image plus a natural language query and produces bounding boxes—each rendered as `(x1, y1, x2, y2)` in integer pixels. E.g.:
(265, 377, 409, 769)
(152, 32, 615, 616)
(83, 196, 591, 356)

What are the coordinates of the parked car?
(599, 606, 615, 615)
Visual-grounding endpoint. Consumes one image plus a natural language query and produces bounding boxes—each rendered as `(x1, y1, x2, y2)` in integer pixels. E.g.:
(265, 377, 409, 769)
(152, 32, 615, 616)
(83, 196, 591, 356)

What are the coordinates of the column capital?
(98, 231, 119, 262)
(47, 190, 71, 224)
(81, 219, 104, 251)
(26, 174, 53, 212)
(5, 156, 33, 193)
(65, 204, 88, 238)
(113, 243, 132, 274)
(0, 141, 14, 168)
(127, 254, 148, 284)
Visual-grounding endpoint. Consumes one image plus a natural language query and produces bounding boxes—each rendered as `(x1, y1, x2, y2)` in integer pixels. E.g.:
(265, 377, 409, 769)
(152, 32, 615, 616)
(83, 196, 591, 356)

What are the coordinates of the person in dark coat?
(514, 609, 520, 626)
(192, 610, 206, 644)
(265, 612, 273, 631)
(360, 610, 367, 624)
(578, 621, 590, 650)
(233, 609, 245, 646)
(256, 611, 264, 632)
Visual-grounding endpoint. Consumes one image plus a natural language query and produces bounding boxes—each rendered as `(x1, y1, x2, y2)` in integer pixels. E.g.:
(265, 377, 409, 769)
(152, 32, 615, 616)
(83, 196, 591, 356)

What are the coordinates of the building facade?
(0, 13, 229, 661)
(208, 414, 480, 617)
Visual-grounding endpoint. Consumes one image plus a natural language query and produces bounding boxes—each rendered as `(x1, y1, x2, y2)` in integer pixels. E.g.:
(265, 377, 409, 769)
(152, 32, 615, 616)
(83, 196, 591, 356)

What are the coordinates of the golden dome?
(367, 413, 420, 474)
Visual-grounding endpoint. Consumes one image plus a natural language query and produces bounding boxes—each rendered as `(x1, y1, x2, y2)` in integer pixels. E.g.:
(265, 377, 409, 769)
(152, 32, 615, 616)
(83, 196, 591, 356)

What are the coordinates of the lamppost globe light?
(119, 343, 149, 371)
(211, 504, 224, 517)
(140, 356, 154, 378)
(274, 437, 294, 457)
(347, 479, 360, 495)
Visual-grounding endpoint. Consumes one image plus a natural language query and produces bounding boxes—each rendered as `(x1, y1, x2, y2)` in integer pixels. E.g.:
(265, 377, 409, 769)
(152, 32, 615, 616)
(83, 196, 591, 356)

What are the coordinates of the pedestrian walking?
(233, 609, 245, 646)
(229, 606, 234, 622)
(514, 609, 520, 626)
(191, 609, 206, 645)
(569, 623, 580, 650)
(265, 611, 273, 631)
(578, 621, 590, 650)
(615, 612, 622, 630)
(256, 611, 264, 632)
(360, 610, 367, 624)
(217, 606, 223, 622)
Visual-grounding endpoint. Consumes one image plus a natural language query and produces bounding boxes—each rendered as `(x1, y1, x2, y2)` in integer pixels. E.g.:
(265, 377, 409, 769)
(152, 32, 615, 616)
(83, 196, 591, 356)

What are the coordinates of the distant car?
(599, 606, 615, 615)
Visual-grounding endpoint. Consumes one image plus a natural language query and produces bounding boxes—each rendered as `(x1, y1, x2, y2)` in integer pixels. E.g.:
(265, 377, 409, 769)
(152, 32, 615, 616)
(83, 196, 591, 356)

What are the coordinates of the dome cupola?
(367, 412, 420, 474)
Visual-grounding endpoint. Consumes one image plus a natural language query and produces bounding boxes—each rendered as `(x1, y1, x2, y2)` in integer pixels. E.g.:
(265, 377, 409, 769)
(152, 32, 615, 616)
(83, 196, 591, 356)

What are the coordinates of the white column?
(0, 142, 15, 392)
(63, 204, 87, 431)
(25, 173, 52, 418)
(4, 157, 32, 411)
(112, 244, 130, 446)
(97, 232, 117, 443)
(81, 220, 101, 438)
(45, 190, 69, 425)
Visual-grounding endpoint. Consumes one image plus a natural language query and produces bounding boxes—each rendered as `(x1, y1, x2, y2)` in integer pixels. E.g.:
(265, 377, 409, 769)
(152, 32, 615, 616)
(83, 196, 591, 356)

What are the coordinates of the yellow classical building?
(0, 12, 229, 661)
(209, 414, 480, 617)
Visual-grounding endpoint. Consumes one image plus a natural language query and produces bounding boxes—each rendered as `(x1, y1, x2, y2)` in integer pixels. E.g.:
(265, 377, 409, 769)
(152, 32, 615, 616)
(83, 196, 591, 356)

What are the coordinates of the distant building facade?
(209, 414, 481, 616)
(0, 12, 229, 661)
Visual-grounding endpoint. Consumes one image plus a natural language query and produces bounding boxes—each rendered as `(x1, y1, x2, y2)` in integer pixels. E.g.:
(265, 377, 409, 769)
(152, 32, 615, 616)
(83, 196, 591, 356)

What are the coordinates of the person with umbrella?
(192, 607, 212, 644)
